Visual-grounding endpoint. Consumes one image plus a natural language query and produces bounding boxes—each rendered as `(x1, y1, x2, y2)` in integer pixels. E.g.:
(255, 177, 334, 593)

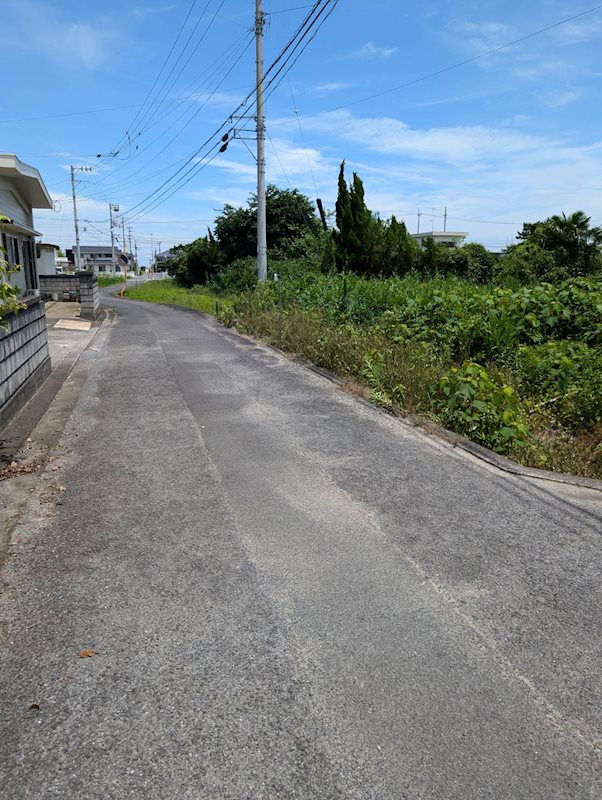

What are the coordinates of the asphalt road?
(1, 291, 601, 799)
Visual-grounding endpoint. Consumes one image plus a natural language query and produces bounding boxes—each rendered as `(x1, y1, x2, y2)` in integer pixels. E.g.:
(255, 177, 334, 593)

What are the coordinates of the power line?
(119, 0, 335, 222)
(0, 104, 139, 125)
(93, 32, 254, 195)
(98, 0, 202, 164)
(135, 0, 226, 137)
(124, 0, 338, 223)
(270, 3, 602, 127)
(289, 81, 318, 194)
(266, 129, 293, 189)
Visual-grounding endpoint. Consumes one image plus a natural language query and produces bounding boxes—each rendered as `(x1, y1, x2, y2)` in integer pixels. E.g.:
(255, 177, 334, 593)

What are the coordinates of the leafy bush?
(513, 341, 602, 431)
(210, 257, 257, 294)
(435, 362, 527, 453)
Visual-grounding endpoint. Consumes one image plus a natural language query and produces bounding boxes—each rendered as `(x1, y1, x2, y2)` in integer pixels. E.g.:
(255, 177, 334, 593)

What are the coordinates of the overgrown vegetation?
(126, 165, 602, 479)
(97, 274, 127, 288)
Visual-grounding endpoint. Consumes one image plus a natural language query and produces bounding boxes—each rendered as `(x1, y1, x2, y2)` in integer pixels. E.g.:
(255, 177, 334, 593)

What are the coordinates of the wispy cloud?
(352, 42, 397, 59)
(4, 1, 117, 69)
(452, 20, 511, 53)
(271, 109, 602, 245)
(133, 4, 178, 17)
(538, 88, 582, 108)
(314, 82, 354, 94)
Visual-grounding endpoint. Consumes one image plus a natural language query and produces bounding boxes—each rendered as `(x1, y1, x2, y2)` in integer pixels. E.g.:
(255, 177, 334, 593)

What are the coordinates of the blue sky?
(2, 0, 602, 264)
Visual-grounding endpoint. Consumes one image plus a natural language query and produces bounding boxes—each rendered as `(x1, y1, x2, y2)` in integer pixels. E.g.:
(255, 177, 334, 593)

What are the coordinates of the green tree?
(333, 163, 417, 276)
(516, 211, 602, 277)
(214, 185, 319, 264)
(182, 231, 222, 286)
(497, 240, 556, 284)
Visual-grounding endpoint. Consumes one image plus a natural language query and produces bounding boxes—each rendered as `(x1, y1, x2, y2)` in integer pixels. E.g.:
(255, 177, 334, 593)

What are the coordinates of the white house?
(410, 231, 468, 248)
(0, 153, 53, 293)
(36, 242, 61, 275)
(66, 245, 134, 273)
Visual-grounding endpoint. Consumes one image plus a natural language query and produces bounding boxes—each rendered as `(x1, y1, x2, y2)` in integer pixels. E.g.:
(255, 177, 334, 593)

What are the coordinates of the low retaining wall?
(39, 272, 100, 319)
(0, 298, 51, 429)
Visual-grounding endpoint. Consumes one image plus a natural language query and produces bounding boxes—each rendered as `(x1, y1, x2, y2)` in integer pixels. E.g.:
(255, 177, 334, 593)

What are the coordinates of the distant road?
(1, 292, 601, 799)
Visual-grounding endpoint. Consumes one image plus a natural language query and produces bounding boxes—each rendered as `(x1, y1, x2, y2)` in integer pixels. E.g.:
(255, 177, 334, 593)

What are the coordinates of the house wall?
(0, 178, 34, 230)
(0, 177, 38, 293)
(0, 298, 51, 429)
(36, 248, 57, 275)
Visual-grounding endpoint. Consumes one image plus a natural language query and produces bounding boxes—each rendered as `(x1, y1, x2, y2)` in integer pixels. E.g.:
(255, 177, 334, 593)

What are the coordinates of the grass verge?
(125, 277, 602, 481)
(125, 279, 234, 321)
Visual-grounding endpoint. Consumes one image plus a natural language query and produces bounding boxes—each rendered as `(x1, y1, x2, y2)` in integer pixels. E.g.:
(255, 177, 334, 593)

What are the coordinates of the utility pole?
(128, 226, 134, 271)
(443, 206, 448, 232)
(70, 165, 92, 270)
(121, 218, 128, 289)
(150, 234, 154, 273)
(109, 203, 119, 274)
(417, 209, 421, 234)
(255, 0, 267, 282)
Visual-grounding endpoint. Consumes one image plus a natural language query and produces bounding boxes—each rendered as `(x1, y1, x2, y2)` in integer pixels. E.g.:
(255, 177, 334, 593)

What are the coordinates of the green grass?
(125, 278, 233, 319)
(97, 274, 126, 288)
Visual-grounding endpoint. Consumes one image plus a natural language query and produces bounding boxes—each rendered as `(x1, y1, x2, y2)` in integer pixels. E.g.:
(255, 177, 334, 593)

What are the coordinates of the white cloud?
(4, 1, 117, 69)
(275, 109, 602, 246)
(453, 20, 510, 52)
(314, 82, 354, 94)
(133, 4, 178, 17)
(538, 88, 582, 108)
(353, 42, 398, 59)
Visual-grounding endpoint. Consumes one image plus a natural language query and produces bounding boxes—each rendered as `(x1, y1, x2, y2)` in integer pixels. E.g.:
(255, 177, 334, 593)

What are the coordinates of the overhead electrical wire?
(269, 2, 602, 129)
(94, 31, 254, 195)
(119, 0, 336, 223)
(134, 0, 226, 137)
(97, 0, 202, 166)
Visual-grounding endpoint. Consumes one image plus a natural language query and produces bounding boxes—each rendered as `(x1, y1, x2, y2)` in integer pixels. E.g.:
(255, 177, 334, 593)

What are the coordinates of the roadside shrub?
(513, 341, 602, 431)
(210, 257, 257, 294)
(435, 361, 527, 453)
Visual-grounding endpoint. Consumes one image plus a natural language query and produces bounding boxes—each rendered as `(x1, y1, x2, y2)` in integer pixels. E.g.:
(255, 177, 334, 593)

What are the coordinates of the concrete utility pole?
(109, 203, 120, 274)
(255, 0, 267, 282)
(128, 226, 134, 271)
(121, 218, 128, 290)
(150, 234, 154, 273)
(417, 209, 421, 234)
(70, 165, 92, 270)
(443, 206, 448, 232)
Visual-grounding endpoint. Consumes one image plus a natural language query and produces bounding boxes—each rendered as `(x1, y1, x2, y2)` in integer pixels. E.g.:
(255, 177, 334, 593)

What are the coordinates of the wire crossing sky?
(2, 0, 602, 262)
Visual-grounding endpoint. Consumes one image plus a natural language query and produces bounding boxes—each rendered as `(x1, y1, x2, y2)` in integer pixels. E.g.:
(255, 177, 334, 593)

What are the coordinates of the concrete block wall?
(39, 273, 100, 319)
(0, 298, 51, 427)
(77, 272, 100, 320)
(39, 274, 79, 299)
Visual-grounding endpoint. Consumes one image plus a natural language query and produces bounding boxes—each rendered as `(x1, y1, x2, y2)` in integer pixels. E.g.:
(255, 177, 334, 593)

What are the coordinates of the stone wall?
(39, 272, 100, 320)
(0, 298, 51, 429)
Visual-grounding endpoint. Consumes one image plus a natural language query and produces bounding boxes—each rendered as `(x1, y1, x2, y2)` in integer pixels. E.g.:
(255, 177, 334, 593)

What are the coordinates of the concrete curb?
(121, 297, 602, 494)
(298, 361, 602, 493)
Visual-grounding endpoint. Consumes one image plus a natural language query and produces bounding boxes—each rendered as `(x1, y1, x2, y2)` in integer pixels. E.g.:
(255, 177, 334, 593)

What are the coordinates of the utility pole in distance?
(109, 203, 120, 274)
(255, 0, 267, 282)
(121, 218, 128, 290)
(128, 226, 134, 272)
(70, 165, 92, 270)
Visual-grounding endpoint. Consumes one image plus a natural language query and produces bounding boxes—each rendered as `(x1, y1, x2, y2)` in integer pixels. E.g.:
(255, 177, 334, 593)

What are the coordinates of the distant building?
(0, 153, 53, 294)
(35, 242, 61, 275)
(410, 231, 468, 248)
(66, 245, 134, 273)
